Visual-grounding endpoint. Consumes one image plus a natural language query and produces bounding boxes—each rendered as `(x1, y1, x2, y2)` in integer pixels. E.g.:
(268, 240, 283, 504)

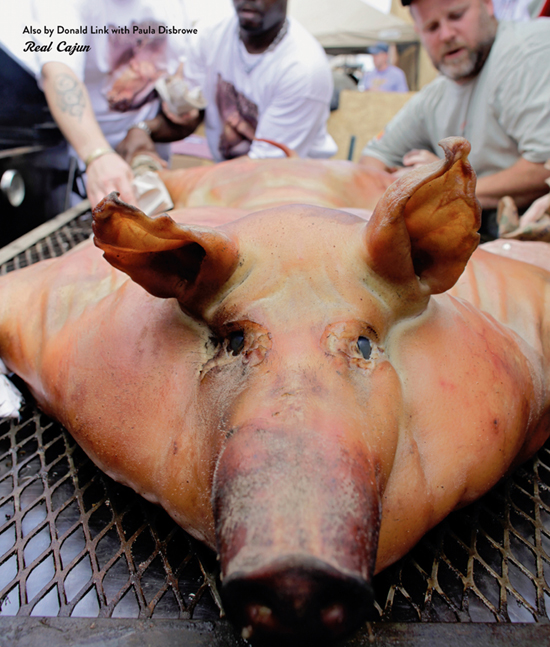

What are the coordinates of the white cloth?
(185, 15, 337, 161)
(361, 19, 550, 179)
(0, 360, 23, 420)
(1, 0, 192, 149)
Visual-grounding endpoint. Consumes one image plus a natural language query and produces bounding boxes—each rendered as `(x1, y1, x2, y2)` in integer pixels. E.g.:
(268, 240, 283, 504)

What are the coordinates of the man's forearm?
(476, 158, 550, 210)
(41, 62, 111, 162)
(41, 61, 136, 208)
(359, 155, 393, 172)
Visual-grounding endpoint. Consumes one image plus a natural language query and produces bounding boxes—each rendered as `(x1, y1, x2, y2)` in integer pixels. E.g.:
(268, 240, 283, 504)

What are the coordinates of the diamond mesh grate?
(1, 212, 550, 635)
(0, 401, 222, 620)
(373, 450, 550, 623)
(0, 213, 94, 276)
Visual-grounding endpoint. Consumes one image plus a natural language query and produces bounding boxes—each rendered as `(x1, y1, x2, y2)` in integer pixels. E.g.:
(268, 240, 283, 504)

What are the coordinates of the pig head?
(1, 138, 549, 643)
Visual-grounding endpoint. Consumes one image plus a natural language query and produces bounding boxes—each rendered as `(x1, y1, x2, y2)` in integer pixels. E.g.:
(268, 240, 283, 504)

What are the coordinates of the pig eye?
(357, 336, 371, 359)
(228, 331, 245, 355)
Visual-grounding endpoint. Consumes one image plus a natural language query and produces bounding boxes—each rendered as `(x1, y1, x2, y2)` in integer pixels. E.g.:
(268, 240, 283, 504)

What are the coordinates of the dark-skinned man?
(359, 0, 550, 239)
(118, 0, 337, 162)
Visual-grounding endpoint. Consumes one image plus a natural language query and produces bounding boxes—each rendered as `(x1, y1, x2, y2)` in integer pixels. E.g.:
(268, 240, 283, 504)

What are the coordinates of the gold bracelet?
(84, 147, 115, 169)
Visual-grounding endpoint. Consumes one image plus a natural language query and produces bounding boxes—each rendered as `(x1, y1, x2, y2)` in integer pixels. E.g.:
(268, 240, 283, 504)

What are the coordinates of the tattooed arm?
(41, 62, 136, 208)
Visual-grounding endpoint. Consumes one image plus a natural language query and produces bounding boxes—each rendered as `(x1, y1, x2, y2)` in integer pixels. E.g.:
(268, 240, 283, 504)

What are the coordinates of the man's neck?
(239, 19, 286, 54)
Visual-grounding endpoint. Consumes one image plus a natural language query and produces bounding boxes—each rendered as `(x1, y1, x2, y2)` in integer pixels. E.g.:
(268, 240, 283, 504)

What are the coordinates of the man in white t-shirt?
(1, 0, 192, 207)
(120, 0, 337, 162)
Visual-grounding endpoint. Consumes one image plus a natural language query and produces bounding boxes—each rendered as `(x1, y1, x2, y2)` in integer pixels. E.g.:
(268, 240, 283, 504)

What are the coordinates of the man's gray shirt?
(361, 19, 550, 179)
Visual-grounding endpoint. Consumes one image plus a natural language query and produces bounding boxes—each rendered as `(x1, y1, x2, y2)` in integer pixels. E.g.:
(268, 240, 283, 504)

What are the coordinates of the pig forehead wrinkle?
(217, 271, 387, 333)
(223, 204, 366, 255)
(215, 208, 388, 326)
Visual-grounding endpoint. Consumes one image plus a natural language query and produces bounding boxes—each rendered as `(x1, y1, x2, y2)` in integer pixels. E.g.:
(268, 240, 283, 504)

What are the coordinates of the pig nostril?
(240, 602, 278, 642)
(221, 559, 374, 643)
(241, 599, 348, 642)
(246, 602, 275, 627)
(321, 601, 346, 632)
(241, 625, 254, 640)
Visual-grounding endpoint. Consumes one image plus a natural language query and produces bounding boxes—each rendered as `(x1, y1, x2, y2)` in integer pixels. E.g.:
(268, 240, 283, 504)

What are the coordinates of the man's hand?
(150, 106, 203, 142)
(116, 127, 159, 165)
(85, 152, 136, 208)
(402, 149, 440, 169)
(161, 103, 201, 129)
(359, 149, 440, 175)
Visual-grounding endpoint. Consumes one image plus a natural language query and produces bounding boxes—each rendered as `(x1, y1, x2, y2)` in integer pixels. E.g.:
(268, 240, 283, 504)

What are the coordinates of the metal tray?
(1, 206, 550, 645)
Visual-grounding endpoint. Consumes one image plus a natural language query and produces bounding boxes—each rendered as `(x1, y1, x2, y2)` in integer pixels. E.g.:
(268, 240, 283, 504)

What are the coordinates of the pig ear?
(365, 137, 481, 299)
(92, 193, 239, 311)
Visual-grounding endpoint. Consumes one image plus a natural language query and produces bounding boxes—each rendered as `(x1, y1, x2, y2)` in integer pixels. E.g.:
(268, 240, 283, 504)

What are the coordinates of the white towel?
(0, 360, 23, 419)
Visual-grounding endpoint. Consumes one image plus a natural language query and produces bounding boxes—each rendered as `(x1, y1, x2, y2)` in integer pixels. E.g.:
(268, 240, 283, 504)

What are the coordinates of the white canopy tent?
(189, 0, 419, 49)
(289, 0, 418, 48)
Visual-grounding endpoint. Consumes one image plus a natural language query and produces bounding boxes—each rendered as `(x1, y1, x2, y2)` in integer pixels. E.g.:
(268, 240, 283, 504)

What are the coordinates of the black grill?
(1, 208, 550, 645)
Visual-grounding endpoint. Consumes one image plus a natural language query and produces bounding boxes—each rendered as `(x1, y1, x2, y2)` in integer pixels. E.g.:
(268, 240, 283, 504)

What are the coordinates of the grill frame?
(1, 206, 550, 645)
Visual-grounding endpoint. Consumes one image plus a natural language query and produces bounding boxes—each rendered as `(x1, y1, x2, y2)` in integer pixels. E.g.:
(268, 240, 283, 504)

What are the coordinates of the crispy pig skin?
(0, 137, 549, 622)
(159, 156, 394, 212)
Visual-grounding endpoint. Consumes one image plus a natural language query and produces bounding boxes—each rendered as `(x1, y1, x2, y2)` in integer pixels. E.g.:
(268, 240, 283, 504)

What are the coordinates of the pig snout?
(221, 557, 373, 644)
(212, 423, 381, 643)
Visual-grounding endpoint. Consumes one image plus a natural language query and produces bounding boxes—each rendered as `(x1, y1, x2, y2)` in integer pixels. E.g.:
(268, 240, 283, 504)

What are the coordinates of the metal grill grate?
(0, 211, 93, 275)
(374, 449, 550, 623)
(0, 403, 221, 621)
(1, 211, 550, 644)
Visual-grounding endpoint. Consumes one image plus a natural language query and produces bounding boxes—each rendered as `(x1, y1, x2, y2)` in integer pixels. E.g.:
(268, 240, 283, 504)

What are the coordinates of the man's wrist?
(129, 121, 153, 137)
(84, 147, 115, 169)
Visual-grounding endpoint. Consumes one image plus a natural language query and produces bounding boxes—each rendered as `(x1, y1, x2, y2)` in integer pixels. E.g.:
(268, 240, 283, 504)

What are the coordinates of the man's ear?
(93, 193, 239, 316)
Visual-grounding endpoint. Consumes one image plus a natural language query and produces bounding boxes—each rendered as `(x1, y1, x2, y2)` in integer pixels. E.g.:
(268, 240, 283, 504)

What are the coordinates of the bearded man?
(359, 0, 550, 238)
